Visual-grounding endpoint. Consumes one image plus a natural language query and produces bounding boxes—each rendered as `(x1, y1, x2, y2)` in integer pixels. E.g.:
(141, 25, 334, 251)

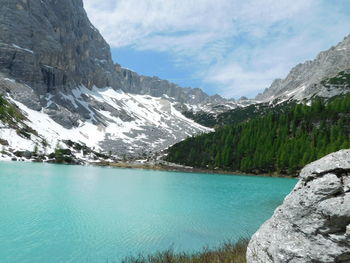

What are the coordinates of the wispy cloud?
(83, 0, 350, 98)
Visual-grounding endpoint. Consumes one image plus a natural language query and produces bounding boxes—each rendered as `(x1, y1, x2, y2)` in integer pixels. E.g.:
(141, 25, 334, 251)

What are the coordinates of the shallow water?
(0, 162, 297, 262)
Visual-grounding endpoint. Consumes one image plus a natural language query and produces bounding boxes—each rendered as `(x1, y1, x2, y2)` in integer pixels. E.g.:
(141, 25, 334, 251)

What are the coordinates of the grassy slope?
(121, 239, 248, 263)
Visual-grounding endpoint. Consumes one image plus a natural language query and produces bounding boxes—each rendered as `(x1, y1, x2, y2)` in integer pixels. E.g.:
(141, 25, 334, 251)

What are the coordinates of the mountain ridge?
(0, 0, 230, 107)
(256, 35, 350, 102)
(0, 0, 217, 158)
(114, 63, 228, 104)
(1, 0, 350, 162)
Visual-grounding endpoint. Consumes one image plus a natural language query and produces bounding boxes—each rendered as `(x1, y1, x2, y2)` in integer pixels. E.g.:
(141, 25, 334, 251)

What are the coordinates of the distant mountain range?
(0, 0, 349, 162)
(185, 36, 350, 126)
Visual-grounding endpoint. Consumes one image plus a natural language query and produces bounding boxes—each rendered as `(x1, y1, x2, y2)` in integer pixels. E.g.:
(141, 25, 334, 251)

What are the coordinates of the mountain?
(114, 64, 226, 104)
(0, 0, 227, 159)
(185, 36, 350, 128)
(2, 0, 350, 163)
(0, 78, 211, 156)
(165, 93, 350, 175)
(164, 34, 350, 175)
(256, 35, 350, 102)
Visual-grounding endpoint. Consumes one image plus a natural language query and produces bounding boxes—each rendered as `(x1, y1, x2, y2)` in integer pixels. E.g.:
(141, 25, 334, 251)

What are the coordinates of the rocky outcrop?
(256, 35, 350, 102)
(247, 149, 350, 263)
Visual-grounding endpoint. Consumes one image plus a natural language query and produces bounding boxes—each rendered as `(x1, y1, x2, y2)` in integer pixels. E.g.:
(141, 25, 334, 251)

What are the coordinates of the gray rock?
(247, 149, 350, 263)
(113, 64, 227, 104)
(0, 0, 118, 95)
(0, 138, 9, 146)
(256, 35, 350, 102)
(300, 150, 350, 178)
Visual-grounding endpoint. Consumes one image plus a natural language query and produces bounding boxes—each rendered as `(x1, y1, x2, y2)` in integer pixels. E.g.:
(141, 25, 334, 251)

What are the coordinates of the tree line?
(166, 94, 350, 175)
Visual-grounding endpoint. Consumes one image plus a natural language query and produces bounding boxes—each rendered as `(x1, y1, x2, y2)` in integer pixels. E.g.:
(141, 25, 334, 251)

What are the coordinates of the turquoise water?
(0, 162, 297, 263)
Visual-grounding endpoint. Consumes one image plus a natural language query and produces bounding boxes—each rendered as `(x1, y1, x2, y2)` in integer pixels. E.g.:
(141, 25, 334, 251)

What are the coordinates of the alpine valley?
(0, 0, 242, 163)
(1, 1, 350, 263)
(165, 38, 350, 175)
(0, 0, 350, 171)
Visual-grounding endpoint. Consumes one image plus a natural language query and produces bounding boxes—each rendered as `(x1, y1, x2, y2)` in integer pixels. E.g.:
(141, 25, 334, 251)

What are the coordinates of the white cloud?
(83, 0, 312, 49)
(83, 0, 350, 98)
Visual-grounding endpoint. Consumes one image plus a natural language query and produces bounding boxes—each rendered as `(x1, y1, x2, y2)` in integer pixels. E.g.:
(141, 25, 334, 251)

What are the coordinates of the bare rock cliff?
(0, 0, 117, 94)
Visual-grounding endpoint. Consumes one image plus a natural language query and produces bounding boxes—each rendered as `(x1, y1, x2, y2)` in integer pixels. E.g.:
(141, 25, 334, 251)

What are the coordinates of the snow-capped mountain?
(0, 0, 222, 159)
(256, 35, 350, 103)
(0, 77, 211, 158)
(1, 0, 350, 162)
(114, 64, 228, 105)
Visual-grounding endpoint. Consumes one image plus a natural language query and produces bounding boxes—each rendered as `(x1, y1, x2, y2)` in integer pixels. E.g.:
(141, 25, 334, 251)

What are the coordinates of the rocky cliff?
(114, 64, 228, 105)
(0, 0, 216, 156)
(247, 149, 350, 263)
(0, 0, 227, 106)
(256, 36, 350, 102)
(0, 0, 118, 94)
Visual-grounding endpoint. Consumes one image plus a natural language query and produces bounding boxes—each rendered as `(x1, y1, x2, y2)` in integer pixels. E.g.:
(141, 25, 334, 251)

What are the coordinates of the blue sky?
(84, 0, 350, 99)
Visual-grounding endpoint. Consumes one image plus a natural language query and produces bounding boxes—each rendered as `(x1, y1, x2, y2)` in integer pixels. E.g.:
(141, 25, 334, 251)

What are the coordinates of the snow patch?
(2, 84, 212, 156)
(12, 44, 34, 54)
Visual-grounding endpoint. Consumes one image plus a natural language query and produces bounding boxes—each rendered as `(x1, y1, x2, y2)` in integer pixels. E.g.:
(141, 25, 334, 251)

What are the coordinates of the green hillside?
(166, 94, 350, 176)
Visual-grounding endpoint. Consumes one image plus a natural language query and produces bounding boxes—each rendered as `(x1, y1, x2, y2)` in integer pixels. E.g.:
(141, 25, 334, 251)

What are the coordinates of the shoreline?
(0, 157, 296, 178)
(93, 161, 297, 178)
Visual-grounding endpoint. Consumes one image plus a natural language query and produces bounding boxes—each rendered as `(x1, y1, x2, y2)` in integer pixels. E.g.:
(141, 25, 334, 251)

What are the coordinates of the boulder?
(247, 149, 350, 263)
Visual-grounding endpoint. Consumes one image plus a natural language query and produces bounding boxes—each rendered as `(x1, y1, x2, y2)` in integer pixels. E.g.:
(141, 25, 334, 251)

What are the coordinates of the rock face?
(0, 0, 227, 105)
(114, 64, 227, 105)
(0, 0, 219, 155)
(256, 35, 350, 102)
(247, 150, 350, 263)
(0, 0, 117, 95)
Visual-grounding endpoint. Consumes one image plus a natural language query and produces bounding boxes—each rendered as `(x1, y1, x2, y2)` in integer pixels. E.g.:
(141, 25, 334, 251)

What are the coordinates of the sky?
(83, 0, 350, 99)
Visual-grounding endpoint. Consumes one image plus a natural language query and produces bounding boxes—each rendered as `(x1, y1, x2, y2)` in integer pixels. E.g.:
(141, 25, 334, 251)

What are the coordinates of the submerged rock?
(247, 149, 350, 263)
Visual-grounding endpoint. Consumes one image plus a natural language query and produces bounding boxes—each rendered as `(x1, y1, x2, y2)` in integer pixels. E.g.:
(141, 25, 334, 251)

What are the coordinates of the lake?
(0, 162, 297, 262)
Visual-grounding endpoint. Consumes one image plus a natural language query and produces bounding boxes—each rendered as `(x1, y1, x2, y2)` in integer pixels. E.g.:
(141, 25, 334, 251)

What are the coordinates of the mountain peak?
(255, 34, 350, 102)
(0, 0, 220, 157)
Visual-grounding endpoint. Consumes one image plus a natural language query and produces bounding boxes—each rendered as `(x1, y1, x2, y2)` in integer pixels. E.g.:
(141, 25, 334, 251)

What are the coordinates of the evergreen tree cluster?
(0, 95, 26, 126)
(0, 95, 38, 138)
(166, 95, 350, 175)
